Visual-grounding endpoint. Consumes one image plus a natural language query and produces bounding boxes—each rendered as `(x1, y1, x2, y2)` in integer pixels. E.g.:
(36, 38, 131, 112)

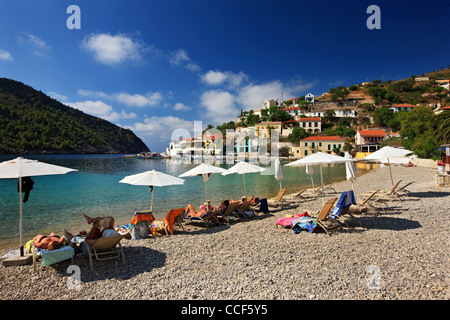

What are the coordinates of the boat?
(136, 152, 162, 159)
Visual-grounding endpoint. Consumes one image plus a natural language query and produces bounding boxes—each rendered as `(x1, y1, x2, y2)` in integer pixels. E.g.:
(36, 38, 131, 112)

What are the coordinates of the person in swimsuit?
(83, 213, 115, 246)
(32, 232, 66, 250)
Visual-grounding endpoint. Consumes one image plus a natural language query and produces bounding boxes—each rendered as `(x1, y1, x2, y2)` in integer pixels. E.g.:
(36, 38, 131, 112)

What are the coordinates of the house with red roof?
(298, 117, 322, 133)
(355, 129, 387, 153)
(390, 104, 416, 113)
(291, 136, 345, 158)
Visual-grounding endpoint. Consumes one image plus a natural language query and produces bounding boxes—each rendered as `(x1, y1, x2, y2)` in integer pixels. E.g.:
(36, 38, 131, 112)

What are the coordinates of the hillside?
(0, 78, 149, 154)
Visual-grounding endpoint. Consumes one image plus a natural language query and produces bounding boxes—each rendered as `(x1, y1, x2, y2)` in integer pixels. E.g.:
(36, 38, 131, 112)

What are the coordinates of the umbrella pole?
(243, 174, 246, 196)
(205, 181, 208, 201)
(320, 164, 325, 206)
(387, 158, 394, 186)
(19, 176, 23, 257)
(151, 188, 154, 212)
(310, 176, 315, 190)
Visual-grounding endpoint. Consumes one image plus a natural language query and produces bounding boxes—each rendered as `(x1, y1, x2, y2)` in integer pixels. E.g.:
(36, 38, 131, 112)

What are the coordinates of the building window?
(304, 150, 308, 156)
(328, 144, 331, 151)
(319, 142, 322, 147)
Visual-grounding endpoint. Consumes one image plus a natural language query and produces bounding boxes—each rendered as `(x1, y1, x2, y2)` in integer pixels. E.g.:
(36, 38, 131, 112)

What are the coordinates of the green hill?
(0, 78, 149, 154)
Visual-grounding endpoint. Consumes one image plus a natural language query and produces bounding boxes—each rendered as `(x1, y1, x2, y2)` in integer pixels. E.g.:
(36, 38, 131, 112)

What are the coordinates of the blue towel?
(259, 199, 268, 212)
(331, 190, 355, 219)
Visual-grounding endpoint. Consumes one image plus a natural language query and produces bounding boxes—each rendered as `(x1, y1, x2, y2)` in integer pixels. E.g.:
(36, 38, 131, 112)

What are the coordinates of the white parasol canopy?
(119, 170, 185, 212)
(222, 161, 265, 195)
(305, 165, 315, 190)
(364, 146, 413, 185)
(179, 163, 227, 200)
(0, 157, 78, 256)
(285, 152, 354, 205)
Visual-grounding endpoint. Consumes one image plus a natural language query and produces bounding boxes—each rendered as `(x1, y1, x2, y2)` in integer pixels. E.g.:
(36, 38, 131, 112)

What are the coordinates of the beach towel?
(330, 190, 355, 219)
(276, 212, 309, 228)
(131, 211, 155, 225)
(164, 208, 185, 234)
(292, 217, 317, 233)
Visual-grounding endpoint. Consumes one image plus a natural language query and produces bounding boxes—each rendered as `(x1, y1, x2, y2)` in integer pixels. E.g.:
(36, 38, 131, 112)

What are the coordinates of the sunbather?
(186, 199, 229, 218)
(32, 232, 66, 250)
(83, 213, 116, 246)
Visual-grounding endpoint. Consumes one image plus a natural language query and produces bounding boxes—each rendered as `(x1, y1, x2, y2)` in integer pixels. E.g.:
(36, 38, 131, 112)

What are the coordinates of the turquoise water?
(0, 154, 377, 247)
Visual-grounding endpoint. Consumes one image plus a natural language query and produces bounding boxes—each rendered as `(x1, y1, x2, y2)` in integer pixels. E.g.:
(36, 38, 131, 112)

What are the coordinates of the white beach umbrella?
(274, 158, 284, 190)
(0, 157, 78, 256)
(119, 170, 185, 212)
(364, 146, 413, 185)
(221, 161, 265, 195)
(285, 152, 354, 205)
(305, 165, 315, 190)
(179, 163, 227, 201)
(345, 151, 357, 198)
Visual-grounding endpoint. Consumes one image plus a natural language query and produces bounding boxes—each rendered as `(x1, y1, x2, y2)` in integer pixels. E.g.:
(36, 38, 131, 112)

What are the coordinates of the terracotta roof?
(358, 130, 386, 137)
(281, 107, 300, 111)
(301, 136, 344, 142)
(299, 117, 321, 122)
(256, 121, 282, 125)
(392, 104, 415, 108)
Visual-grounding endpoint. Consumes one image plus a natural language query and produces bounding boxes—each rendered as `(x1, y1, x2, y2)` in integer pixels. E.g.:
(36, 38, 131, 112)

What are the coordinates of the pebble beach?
(0, 165, 448, 300)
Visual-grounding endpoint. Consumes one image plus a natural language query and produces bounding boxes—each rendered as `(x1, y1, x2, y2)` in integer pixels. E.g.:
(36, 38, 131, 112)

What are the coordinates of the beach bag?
(131, 222, 149, 240)
(259, 199, 268, 213)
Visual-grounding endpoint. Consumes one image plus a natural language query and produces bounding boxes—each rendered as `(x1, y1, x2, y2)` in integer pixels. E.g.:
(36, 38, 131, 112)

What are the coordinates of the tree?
(329, 86, 350, 103)
(373, 106, 394, 127)
(287, 126, 308, 144)
(398, 106, 439, 158)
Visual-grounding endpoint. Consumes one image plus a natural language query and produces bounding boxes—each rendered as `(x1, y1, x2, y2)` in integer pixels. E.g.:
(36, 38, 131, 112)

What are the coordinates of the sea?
(0, 154, 378, 248)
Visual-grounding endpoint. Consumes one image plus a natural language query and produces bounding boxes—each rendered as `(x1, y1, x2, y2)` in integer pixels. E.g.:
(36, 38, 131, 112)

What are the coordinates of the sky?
(0, 0, 449, 152)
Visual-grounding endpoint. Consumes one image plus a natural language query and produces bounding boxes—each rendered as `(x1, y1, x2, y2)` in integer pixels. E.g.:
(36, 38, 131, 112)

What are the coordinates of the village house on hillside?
(355, 129, 387, 154)
(291, 136, 345, 158)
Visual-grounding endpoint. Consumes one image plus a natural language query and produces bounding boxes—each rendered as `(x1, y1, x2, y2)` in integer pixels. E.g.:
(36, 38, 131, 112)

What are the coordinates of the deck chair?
(313, 197, 341, 235)
(151, 208, 186, 235)
(329, 191, 361, 227)
(267, 188, 289, 208)
(318, 181, 338, 194)
(217, 201, 240, 223)
(396, 181, 415, 197)
(84, 235, 125, 272)
(185, 208, 222, 228)
(360, 180, 402, 199)
(235, 196, 255, 219)
(292, 198, 339, 235)
(31, 243, 74, 274)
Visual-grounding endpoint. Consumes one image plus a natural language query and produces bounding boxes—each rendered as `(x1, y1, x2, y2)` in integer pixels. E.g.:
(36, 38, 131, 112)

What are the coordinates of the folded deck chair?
(84, 235, 125, 272)
(329, 190, 361, 227)
(151, 208, 186, 235)
(316, 181, 338, 194)
(217, 201, 240, 223)
(185, 208, 222, 228)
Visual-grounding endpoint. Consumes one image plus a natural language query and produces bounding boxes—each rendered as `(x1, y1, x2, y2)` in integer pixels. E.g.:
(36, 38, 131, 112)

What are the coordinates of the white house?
(390, 104, 415, 113)
(305, 93, 315, 105)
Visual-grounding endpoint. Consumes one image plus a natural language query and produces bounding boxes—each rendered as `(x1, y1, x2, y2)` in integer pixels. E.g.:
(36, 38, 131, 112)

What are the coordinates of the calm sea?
(0, 154, 378, 247)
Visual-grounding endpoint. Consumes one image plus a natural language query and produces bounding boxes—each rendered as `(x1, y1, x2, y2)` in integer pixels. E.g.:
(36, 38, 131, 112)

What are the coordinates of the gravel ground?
(1, 165, 448, 300)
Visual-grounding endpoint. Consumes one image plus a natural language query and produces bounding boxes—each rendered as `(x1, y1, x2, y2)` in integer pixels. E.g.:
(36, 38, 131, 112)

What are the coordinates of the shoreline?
(1, 165, 448, 300)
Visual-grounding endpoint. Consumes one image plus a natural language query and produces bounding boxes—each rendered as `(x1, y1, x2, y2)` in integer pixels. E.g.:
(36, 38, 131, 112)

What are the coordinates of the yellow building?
(291, 136, 345, 158)
(255, 121, 282, 137)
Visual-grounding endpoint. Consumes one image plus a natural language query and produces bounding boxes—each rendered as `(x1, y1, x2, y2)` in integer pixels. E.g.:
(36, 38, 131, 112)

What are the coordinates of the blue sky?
(0, 0, 448, 151)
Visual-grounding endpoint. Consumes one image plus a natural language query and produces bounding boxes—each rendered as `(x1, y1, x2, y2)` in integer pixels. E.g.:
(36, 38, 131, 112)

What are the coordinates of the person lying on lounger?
(186, 199, 229, 218)
(83, 213, 116, 246)
(32, 232, 66, 250)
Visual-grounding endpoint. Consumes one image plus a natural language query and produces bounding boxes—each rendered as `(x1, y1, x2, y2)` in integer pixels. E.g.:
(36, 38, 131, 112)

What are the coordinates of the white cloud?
(81, 33, 145, 65)
(114, 92, 162, 107)
(201, 70, 247, 87)
(168, 49, 200, 72)
(200, 90, 239, 123)
(66, 100, 136, 122)
(77, 89, 163, 107)
(47, 91, 68, 101)
(237, 78, 316, 109)
(173, 102, 191, 111)
(0, 49, 13, 61)
(17, 33, 51, 56)
(127, 116, 194, 143)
